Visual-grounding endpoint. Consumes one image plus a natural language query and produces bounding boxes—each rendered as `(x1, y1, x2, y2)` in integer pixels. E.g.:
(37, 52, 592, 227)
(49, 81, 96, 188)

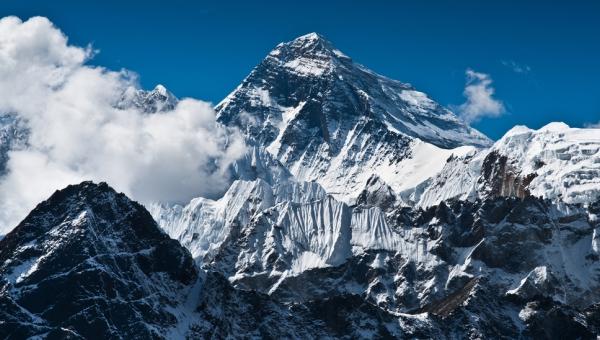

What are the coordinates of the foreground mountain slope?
(1, 179, 598, 338)
(0, 182, 446, 338)
(0, 182, 199, 338)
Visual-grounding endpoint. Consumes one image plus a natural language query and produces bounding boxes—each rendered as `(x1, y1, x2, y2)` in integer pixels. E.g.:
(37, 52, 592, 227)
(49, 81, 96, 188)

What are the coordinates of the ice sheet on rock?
(416, 148, 485, 207)
(273, 180, 327, 204)
(275, 196, 353, 266)
(150, 179, 275, 260)
(350, 207, 402, 251)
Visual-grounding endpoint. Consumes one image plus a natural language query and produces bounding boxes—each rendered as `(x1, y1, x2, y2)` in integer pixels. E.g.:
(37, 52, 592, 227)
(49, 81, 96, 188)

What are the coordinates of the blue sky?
(1, 0, 599, 139)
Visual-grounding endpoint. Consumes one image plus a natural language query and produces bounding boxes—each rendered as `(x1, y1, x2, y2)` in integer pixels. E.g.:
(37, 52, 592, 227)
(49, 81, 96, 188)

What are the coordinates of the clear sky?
(1, 0, 599, 139)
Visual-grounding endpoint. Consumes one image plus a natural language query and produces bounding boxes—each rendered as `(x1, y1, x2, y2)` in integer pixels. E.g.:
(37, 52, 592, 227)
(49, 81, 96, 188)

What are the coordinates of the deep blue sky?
(2, 0, 599, 139)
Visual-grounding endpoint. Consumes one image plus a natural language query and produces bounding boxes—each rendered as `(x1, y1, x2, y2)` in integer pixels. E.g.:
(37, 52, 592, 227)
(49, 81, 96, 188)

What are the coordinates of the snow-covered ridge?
(417, 122, 600, 207)
(489, 122, 600, 204)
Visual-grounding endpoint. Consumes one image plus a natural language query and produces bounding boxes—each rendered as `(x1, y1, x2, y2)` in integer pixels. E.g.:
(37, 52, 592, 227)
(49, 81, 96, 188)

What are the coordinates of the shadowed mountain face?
(0, 182, 198, 338)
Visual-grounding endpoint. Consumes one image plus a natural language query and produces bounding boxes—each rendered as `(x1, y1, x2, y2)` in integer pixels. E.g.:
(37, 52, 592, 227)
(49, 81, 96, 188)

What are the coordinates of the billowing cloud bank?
(0, 16, 245, 233)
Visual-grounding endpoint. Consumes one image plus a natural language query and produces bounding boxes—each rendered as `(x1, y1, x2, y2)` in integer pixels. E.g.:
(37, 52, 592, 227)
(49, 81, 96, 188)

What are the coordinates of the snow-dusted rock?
(0, 182, 199, 338)
(0, 113, 28, 175)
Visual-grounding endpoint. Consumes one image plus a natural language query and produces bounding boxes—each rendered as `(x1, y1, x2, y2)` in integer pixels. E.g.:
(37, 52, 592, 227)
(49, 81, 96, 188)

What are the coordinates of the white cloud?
(501, 60, 531, 74)
(0, 16, 246, 233)
(457, 69, 506, 124)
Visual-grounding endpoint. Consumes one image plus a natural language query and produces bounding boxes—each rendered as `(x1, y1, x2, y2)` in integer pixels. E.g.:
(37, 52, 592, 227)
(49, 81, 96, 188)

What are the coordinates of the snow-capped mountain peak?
(217, 32, 490, 147)
(216, 33, 490, 204)
(154, 83, 169, 96)
(0, 181, 199, 337)
(118, 83, 178, 113)
(268, 32, 351, 70)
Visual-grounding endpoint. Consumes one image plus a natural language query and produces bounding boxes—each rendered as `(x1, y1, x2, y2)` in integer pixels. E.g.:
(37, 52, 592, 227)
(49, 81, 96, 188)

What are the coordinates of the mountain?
(2, 31, 600, 338)
(146, 33, 600, 338)
(217, 33, 490, 149)
(419, 122, 600, 207)
(118, 84, 178, 113)
(0, 182, 454, 339)
(0, 182, 199, 338)
(216, 33, 489, 203)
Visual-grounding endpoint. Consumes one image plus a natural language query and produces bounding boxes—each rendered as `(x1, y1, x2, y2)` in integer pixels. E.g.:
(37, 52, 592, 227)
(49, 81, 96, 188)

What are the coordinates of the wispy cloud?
(501, 60, 531, 74)
(457, 69, 506, 124)
(584, 121, 600, 128)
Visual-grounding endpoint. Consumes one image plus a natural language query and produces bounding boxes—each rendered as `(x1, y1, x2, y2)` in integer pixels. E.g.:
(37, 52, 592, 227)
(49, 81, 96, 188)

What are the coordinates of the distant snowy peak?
(0, 113, 28, 175)
(119, 84, 178, 113)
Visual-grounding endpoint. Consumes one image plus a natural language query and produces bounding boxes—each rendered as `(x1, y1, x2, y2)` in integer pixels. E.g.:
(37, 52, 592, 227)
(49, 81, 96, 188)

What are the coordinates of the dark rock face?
(356, 175, 398, 210)
(0, 182, 197, 339)
(521, 299, 595, 340)
(191, 271, 430, 339)
(479, 150, 538, 199)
